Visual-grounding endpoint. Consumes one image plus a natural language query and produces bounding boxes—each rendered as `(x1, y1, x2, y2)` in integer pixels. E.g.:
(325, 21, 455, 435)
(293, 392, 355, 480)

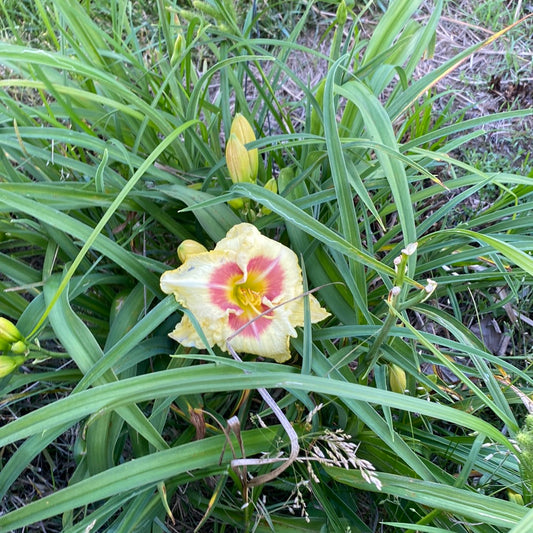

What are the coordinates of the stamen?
(237, 287, 262, 314)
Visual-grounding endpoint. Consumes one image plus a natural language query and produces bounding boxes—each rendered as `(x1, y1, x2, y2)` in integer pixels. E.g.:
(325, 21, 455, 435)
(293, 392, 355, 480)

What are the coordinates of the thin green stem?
(356, 304, 398, 383)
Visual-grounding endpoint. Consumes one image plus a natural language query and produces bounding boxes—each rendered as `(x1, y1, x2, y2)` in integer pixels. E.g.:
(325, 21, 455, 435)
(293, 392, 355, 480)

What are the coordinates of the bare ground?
(277, 1, 533, 173)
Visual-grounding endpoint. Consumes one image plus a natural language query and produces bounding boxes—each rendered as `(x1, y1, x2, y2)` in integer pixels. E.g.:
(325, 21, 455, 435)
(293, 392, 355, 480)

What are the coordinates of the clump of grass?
(0, 0, 533, 531)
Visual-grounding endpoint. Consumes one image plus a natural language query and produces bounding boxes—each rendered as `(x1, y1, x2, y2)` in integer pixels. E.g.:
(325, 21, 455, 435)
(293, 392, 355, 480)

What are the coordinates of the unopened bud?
(264, 177, 277, 194)
(228, 197, 245, 210)
(336, 0, 348, 25)
(170, 34, 185, 66)
(0, 355, 25, 378)
(226, 134, 254, 184)
(388, 286, 401, 303)
(393, 255, 403, 272)
(0, 317, 23, 343)
(9, 340, 27, 355)
(424, 279, 438, 296)
(230, 113, 256, 149)
(507, 490, 524, 506)
(389, 364, 407, 394)
(177, 240, 208, 263)
(401, 242, 418, 257)
(226, 114, 258, 184)
(261, 178, 278, 215)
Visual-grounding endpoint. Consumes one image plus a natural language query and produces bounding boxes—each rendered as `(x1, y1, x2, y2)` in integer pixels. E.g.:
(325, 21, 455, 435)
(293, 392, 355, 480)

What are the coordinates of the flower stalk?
(356, 286, 401, 382)
(356, 243, 437, 382)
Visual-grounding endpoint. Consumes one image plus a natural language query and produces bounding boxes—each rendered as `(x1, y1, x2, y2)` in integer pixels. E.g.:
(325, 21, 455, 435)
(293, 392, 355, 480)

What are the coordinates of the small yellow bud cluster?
(226, 113, 259, 211)
(0, 317, 25, 353)
(0, 355, 25, 378)
(0, 317, 27, 377)
(226, 114, 282, 216)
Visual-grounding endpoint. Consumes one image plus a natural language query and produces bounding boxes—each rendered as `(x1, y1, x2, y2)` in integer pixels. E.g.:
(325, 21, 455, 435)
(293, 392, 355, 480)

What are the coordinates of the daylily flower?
(160, 223, 330, 363)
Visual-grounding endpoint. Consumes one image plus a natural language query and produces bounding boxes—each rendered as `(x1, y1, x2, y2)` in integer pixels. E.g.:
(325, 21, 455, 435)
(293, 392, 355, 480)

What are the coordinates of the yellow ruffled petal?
(224, 305, 298, 363)
(168, 315, 209, 349)
(169, 313, 231, 351)
(286, 293, 332, 327)
(160, 250, 235, 350)
(228, 324, 292, 363)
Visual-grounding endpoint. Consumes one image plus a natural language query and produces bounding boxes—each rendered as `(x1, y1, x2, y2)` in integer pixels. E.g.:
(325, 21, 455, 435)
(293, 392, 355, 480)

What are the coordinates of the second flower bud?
(226, 113, 258, 184)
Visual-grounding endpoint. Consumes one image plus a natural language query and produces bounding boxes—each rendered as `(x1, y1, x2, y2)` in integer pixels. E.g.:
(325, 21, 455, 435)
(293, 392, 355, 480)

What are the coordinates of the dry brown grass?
(414, 1, 533, 172)
(251, 0, 531, 173)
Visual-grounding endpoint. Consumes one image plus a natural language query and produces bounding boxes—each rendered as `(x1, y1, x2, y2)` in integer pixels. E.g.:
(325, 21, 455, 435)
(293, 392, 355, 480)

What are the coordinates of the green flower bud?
(177, 240, 208, 263)
(226, 134, 254, 184)
(231, 114, 255, 145)
(228, 197, 245, 210)
(389, 363, 407, 394)
(226, 114, 258, 184)
(0, 339, 10, 352)
(261, 178, 278, 215)
(264, 177, 278, 194)
(170, 34, 185, 67)
(336, 0, 347, 26)
(9, 340, 28, 355)
(0, 355, 25, 378)
(0, 317, 23, 343)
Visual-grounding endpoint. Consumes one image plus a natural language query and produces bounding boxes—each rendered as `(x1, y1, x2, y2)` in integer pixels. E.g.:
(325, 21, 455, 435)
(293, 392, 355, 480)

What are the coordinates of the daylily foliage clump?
(2, 0, 533, 530)
(160, 223, 330, 362)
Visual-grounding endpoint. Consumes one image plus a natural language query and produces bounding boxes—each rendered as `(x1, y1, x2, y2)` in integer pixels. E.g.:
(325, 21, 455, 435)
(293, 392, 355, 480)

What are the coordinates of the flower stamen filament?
(236, 286, 262, 314)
